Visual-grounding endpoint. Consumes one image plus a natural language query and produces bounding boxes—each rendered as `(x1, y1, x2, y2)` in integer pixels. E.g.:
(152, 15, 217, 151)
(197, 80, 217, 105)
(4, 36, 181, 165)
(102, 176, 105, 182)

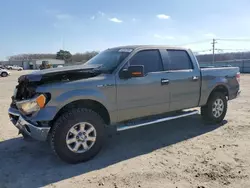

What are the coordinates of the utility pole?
(212, 38, 217, 64)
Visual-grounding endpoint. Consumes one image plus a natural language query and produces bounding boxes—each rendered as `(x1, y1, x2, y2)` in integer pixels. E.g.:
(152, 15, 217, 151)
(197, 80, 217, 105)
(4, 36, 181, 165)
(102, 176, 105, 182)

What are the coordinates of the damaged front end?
(9, 66, 102, 141)
(9, 73, 54, 141)
(11, 66, 101, 107)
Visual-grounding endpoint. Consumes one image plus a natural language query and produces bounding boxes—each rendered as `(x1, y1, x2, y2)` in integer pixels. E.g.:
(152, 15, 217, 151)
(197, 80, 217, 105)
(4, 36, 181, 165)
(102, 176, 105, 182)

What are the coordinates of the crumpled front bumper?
(8, 108, 51, 141)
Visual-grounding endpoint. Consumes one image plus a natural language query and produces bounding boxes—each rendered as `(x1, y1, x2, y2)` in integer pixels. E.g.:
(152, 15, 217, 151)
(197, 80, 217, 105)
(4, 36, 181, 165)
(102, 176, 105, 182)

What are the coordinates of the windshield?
(84, 48, 133, 73)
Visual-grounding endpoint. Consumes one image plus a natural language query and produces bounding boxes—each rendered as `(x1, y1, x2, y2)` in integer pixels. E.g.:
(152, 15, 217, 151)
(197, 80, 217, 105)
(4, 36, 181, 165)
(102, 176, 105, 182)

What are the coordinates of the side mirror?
(120, 65, 145, 79)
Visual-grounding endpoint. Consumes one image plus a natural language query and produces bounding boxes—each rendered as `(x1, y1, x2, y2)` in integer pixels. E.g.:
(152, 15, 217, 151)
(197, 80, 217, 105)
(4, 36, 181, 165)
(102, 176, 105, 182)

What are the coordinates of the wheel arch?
(206, 85, 229, 104)
(52, 99, 111, 126)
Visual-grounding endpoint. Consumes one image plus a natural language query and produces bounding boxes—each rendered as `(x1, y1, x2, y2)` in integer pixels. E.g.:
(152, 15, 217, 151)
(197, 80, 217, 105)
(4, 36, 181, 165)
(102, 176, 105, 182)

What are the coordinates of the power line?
(178, 39, 211, 46)
(197, 49, 250, 53)
(179, 38, 250, 47)
(215, 48, 250, 52)
(194, 49, 212, 53)
(178, 38, 250, 58)
(216, 38, 250, 41)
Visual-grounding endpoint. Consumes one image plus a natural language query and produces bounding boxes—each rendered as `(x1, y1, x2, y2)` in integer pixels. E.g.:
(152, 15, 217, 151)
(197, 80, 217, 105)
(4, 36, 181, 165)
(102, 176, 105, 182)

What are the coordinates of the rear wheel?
(50, 108, 106, 164)
(201, 92, 227, 124)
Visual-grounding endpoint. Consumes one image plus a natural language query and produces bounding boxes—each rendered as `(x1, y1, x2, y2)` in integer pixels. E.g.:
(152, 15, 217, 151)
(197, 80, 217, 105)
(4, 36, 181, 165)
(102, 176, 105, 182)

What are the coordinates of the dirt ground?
(0, 70, 249, 188)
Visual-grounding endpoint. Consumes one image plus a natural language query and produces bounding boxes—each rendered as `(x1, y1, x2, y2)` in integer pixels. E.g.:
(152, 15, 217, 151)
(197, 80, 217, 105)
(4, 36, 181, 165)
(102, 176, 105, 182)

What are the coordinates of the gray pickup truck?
(8, 45, 240, 163)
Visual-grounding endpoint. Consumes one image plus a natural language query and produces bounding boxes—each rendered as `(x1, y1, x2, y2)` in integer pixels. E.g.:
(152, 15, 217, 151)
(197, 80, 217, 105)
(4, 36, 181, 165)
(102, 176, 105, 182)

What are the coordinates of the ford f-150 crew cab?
(8, 45, 240, 164)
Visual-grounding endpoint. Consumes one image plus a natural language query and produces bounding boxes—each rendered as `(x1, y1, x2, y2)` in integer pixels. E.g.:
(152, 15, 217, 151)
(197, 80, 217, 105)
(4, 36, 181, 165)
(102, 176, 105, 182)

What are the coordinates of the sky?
(0, 0, 250, 60)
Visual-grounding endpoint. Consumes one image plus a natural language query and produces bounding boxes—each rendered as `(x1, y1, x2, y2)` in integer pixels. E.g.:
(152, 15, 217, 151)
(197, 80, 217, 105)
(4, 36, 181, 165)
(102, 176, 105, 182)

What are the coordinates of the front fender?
(31, 89, 110, 122)
(55, 89, 109, 109)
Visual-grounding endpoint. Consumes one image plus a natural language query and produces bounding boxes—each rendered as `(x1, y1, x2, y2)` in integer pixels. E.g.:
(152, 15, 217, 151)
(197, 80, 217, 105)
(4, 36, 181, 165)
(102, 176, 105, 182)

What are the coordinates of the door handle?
(192, 76, 199, 81)
(161, 78, 169, 85)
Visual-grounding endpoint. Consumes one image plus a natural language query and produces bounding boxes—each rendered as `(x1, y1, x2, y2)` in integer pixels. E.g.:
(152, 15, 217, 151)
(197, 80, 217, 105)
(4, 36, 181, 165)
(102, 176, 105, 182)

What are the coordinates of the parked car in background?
(6, 65, 23, 71)
(0, 68, 10, 77)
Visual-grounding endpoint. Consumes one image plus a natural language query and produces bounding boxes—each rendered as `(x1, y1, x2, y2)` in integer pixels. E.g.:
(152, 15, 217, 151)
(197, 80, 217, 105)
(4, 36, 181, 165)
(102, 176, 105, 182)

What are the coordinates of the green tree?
(56, 50, 72, 63)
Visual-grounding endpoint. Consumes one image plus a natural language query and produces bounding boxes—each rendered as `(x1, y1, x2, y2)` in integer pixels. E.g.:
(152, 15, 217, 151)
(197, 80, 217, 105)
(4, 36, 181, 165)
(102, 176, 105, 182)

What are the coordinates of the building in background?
(0, 59, 65, 70)
(0, 60, 24, 67)
(31, 59, 65, 69)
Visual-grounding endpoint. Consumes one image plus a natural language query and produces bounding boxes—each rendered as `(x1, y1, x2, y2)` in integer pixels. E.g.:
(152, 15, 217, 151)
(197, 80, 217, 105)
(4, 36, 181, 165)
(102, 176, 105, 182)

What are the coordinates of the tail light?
(236, 72, 240, 83)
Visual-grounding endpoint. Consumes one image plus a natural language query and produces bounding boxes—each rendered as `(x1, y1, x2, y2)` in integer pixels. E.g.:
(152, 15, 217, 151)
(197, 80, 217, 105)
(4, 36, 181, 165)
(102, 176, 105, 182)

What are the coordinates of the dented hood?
(18, 64, 102, 83)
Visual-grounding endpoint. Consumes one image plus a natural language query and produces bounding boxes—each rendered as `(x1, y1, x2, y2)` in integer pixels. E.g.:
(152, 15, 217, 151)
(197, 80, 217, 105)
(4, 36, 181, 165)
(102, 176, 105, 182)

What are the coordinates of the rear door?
(165, 49, 200, 111)
(116, 49, 170, 122)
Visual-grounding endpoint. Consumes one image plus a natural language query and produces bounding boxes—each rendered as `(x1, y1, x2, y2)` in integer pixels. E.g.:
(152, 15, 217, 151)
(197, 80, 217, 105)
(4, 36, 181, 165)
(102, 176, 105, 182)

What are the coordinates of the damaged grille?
(12, 75, 37, 102)
(10, 67, 102, 107)
(15, 82, 37, 100)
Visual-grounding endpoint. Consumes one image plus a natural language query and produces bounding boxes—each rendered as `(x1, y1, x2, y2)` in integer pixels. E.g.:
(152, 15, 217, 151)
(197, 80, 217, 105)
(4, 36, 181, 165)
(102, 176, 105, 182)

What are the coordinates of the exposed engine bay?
(12, 67, 102, 102)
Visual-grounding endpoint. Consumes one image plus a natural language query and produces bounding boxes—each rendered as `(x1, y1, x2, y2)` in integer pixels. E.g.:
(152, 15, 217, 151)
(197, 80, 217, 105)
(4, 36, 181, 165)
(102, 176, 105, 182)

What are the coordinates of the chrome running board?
(117, 110, 199, 131)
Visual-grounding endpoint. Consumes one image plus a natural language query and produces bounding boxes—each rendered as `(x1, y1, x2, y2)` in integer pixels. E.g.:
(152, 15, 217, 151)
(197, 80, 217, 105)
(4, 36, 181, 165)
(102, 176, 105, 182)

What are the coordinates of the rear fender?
(200, 78, 229, 106)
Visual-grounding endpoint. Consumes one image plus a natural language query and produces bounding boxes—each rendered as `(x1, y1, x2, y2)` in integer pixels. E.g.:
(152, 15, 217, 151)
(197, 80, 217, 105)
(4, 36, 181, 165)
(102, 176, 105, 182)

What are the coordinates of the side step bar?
(117, 110, 199, 131)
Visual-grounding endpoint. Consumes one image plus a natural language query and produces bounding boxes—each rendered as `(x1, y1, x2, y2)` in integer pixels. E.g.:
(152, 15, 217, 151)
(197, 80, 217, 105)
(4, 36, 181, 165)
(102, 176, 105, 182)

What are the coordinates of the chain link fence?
(199, 59, 250, 73)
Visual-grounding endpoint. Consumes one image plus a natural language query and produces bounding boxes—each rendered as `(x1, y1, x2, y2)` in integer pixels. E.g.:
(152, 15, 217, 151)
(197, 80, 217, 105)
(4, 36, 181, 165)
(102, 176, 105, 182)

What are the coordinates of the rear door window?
(167, 50, 193, 70)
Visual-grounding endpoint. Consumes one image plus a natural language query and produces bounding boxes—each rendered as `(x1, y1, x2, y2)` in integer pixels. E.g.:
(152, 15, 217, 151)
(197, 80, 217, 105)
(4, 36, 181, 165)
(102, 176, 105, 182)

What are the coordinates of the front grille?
(16, 75, 36, 100)
(15, 82, 37, 100)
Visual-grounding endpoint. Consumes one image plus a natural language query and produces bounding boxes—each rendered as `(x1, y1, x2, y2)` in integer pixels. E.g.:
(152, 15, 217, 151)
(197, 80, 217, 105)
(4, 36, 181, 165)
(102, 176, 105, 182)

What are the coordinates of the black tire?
(50, 108, 106, 164)
(201, 92, 227, 124)
(1, 72, 8, 77)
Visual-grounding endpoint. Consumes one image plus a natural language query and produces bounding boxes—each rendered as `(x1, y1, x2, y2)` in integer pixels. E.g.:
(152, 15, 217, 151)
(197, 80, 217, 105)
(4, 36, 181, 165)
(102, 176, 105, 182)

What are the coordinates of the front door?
(116, 49, 170, 122)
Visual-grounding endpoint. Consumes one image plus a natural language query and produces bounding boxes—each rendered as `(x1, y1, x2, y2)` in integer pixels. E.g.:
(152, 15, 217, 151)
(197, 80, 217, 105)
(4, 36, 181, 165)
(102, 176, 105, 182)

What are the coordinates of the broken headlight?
(16, 94, 47, 115)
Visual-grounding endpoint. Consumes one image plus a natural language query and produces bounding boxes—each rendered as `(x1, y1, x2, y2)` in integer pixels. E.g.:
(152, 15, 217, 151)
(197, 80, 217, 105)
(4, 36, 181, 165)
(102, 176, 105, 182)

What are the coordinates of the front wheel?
(50, 108, 106, 164)
(201, 92, 227, 124)
(1, 72, 8, 77)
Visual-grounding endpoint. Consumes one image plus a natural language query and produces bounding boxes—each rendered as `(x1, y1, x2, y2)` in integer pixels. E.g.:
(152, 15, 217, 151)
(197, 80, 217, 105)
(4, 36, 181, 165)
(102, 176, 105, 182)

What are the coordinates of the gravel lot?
(0, 71, 250, 188)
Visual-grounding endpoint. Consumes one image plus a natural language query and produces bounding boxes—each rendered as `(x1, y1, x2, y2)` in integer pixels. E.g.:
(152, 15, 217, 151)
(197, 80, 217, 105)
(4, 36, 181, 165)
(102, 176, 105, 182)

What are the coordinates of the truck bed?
(199, 66, 240, 106)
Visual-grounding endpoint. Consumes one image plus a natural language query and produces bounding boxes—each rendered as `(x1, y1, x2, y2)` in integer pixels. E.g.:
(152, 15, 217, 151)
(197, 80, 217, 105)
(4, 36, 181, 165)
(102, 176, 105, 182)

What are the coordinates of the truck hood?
(18, 64, 102, 84)
(14, 64, 103, 100)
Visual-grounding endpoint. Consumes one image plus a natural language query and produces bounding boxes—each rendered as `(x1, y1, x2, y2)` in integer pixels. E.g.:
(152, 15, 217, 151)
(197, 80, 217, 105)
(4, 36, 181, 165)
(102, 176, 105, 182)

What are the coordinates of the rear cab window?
(166, 50, 193, 71)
